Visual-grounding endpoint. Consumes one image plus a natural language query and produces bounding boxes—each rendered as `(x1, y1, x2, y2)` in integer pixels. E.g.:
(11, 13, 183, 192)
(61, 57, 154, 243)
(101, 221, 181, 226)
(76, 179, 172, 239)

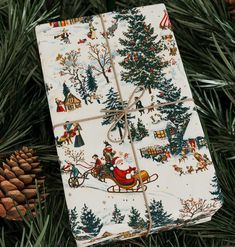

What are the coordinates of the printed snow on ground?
(183, 111, 204, 139)
(97, 224, 133, 237)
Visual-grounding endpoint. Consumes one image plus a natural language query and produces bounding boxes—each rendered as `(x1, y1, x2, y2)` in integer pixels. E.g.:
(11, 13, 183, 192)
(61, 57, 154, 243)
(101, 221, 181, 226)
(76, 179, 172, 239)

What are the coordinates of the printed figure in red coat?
(165, 149, 171, 158)
(55, 98, 65, 112)
(111, 157, 137, 186)
(103, 141, 116, 163)
(92, 154, 103, 178)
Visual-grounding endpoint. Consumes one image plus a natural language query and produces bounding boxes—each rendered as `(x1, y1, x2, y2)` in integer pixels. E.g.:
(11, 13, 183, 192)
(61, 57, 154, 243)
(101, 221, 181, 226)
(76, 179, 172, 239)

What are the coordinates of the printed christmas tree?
(69, 207, 82, 236)
(129, 122, 138, 141)
(86, 65, 97, 93)
(63, 82, 70, 98)
(80, 204, 103, 236)
(210, 175, 223, 202)
(156, 78, 191, 131)
(128, 206, 147, 229)
(111, 204, 125, 224)
(116, 8, 167, 94)
(77, 74, 91, 105)
(156, 78, 191, 154)
(146, 199, 173, 228)
(102, 87, 134, 140)
(136, 118, 149, 140)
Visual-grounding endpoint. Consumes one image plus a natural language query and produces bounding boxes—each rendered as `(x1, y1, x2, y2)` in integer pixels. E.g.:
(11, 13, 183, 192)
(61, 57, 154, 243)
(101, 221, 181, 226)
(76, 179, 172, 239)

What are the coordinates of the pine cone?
(0, 147, 45, 220)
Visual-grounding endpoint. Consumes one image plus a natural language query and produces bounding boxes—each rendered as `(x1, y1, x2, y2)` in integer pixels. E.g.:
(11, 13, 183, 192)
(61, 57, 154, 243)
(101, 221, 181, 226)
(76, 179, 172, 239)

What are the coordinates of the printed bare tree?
(88, 43, 111, 84)
(179, 198, 218, 219)
(57, 50, 84, 86)
(57, 50, 91, 104)
(63, 146, 85, 164)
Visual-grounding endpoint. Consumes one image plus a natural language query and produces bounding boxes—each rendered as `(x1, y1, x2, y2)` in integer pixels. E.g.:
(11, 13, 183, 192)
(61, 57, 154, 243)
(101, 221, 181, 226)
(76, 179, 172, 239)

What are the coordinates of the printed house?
(183, 112, 207, 150)
(154, 120, 176, 139)
(64, 93, 81, 111)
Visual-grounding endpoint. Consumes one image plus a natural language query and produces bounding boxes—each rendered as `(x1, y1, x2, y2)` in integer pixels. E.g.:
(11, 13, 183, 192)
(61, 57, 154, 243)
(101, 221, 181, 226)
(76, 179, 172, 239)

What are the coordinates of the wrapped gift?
(36, 4, 222, 246)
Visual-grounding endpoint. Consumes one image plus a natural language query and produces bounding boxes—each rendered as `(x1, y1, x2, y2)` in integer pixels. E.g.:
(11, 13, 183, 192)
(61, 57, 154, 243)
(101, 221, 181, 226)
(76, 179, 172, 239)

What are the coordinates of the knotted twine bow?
(54, 13, 194, 237)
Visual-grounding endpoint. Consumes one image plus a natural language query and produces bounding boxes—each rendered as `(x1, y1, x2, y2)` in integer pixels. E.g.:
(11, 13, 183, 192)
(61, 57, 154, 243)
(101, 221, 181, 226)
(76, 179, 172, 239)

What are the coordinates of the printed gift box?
(36, 4, 222, 246)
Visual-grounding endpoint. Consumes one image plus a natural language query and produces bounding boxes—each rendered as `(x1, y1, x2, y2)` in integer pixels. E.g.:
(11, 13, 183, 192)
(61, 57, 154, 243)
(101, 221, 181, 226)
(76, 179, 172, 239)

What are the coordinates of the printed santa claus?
(110, 157, 137, 185)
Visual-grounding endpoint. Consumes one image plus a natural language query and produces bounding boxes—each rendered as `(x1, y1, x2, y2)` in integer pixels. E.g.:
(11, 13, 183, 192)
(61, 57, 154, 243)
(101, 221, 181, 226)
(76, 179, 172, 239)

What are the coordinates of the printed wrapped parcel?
(36, 4, 222, 246)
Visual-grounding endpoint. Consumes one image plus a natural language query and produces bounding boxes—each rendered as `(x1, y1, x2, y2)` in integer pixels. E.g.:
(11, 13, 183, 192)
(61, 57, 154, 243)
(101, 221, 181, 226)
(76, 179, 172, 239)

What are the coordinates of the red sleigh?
(67, 163, 158, 193)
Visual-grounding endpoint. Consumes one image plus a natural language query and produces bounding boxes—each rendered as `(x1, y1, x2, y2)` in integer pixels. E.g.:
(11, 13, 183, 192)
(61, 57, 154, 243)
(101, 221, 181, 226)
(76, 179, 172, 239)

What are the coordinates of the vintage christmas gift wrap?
(36, 4, 222, 246)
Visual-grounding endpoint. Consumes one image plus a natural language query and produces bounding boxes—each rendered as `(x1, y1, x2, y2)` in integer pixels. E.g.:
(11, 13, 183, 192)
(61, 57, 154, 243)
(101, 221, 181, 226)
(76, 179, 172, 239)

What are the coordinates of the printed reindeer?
(172, 164, 184, 176)
(194, 152, 211, 173)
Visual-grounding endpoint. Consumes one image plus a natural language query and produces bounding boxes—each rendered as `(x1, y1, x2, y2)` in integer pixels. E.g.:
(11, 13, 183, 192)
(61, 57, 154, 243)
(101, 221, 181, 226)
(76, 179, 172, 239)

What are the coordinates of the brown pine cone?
(0, 147, 45, 220)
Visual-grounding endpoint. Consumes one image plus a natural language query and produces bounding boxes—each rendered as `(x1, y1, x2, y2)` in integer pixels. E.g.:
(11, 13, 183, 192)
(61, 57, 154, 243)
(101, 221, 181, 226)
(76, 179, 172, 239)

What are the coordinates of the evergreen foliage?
(69, 207, 82, 236)
(210, 175, 223, 202)
(117, 8, 167, 94)
(128, 206, 147, 229)
(80, 204, 103, 235)
(86, 65, 98, 92)
(156, 79, 191, 131)
(156, 78, 191, 154)
(136, 118, 149, 140)
(78, 84, 90, 105)
(129, 122, 138, 141)
(146, 200, 173, 228)
(111, 204, 125, 224)
(1, 0, 235, 246)
(63, 82, 70, 98)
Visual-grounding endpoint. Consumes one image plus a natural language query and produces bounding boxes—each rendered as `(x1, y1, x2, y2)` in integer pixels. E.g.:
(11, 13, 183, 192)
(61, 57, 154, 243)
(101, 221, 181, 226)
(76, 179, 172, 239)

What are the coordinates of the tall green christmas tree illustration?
(111, 204, 125, 224)
(117, 8, 167, 94)
(137, 118, 149, 140)
(210, 175, 223, 202)
(128, 207, 147, 229)
(86, 65, 97, 93)
(146, 200, 173, 228)
(80, 204, 103, 235)
(102, 87, 134, 140)
(156, 78, 191, 154)
(69, 207, 82, 236)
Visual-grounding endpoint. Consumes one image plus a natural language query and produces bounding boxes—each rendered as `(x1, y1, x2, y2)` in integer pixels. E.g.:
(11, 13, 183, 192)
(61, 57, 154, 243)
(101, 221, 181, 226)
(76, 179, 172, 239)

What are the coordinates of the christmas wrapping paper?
(36, 4, 222, 246)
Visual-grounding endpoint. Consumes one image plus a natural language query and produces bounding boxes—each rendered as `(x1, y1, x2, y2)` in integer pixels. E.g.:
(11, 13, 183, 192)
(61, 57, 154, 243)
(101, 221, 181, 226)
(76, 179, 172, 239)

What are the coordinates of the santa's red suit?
(111, 157, 136, 185)
(95, 158, 102, 166)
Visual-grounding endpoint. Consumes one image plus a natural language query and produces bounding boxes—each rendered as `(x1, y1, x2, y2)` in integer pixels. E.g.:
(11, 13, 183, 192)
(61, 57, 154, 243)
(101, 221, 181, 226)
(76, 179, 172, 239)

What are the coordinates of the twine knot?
(101, 86, 146, 143)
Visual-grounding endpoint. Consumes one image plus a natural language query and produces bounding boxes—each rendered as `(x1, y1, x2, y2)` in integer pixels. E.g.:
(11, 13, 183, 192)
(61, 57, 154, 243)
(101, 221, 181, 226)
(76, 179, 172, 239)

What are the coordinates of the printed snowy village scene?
(36, 4, 222, 246)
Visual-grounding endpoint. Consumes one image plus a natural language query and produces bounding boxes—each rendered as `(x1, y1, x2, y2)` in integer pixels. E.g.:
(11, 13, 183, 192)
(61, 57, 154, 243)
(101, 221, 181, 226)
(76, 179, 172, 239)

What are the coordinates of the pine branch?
(1, 0, 235, 246)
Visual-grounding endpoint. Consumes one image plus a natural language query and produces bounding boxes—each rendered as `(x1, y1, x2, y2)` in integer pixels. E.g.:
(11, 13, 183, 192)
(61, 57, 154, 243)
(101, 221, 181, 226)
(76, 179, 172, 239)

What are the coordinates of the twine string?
(99, 14, 153, 235)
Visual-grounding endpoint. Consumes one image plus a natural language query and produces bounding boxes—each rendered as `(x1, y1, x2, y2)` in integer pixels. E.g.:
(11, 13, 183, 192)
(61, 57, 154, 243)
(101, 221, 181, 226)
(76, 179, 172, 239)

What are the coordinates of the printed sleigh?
(36, 4, 222, 246)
